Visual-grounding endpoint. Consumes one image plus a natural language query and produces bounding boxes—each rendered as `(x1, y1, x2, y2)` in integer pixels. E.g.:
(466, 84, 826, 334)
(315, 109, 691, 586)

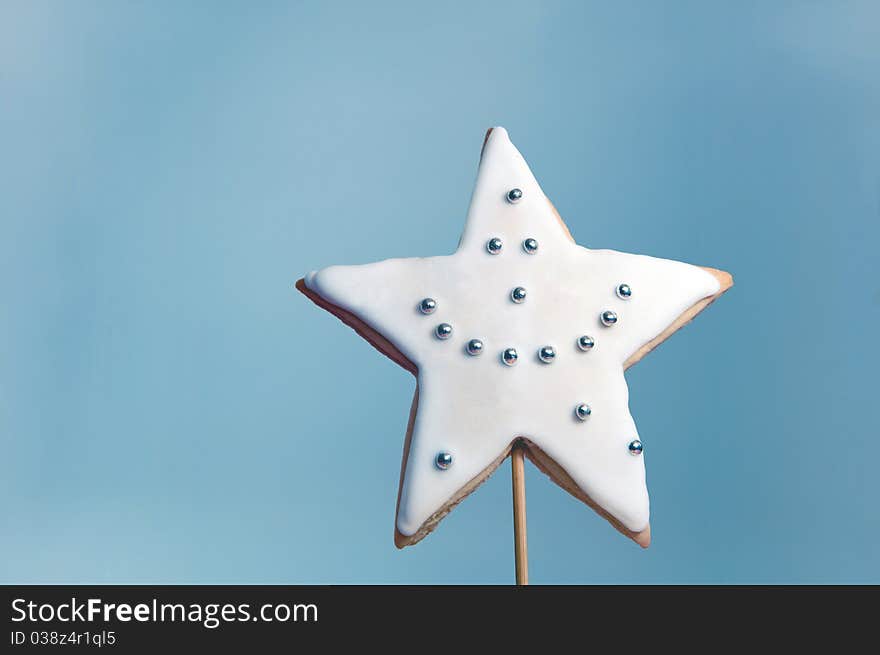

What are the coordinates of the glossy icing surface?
(305, 128, 720, 536)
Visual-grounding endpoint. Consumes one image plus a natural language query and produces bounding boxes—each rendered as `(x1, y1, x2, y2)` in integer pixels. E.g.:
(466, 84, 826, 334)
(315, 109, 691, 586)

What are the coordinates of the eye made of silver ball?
(486, 237, 503, 255)
(434, 323, 453, 339)
(522, 238, 538, 254)
(510, 287, 527, 303)
(418, 298, 437, 314)
(628, 440, 643, 455)
(600, 310, 618, 326)
(616, 283, 632, 299)
(506, 188, 523, 204)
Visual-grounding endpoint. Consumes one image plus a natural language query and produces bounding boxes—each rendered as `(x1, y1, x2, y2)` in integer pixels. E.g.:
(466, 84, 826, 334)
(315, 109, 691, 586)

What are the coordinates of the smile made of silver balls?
(420, 188, 640, 469)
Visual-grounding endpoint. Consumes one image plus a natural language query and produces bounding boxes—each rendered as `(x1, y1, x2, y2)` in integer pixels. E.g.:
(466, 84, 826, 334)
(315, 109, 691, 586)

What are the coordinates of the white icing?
(305, 127, 720, 536)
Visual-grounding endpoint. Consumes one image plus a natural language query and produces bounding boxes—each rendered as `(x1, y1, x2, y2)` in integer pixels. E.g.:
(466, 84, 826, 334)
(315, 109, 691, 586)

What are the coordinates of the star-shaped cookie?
(297, 127, 732, 548)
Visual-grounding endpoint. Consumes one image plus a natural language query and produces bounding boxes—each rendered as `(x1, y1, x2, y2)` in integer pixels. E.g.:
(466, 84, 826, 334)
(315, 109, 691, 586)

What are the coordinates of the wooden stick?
(511, 442, 529, 585)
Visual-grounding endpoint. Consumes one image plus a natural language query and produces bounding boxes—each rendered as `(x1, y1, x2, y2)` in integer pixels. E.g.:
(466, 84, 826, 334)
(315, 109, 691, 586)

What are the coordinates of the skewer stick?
(511, 441, 529, 585)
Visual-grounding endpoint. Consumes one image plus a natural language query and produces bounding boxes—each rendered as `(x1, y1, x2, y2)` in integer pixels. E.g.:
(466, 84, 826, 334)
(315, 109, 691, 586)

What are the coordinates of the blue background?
(2, 1, 878, 583)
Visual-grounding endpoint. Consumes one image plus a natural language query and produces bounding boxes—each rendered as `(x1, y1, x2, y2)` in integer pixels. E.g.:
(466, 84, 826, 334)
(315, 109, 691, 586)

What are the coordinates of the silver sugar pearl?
(466, 339, 484, 356)
(628, 440, 643, 455)
(435, 323, 453, 340)
(577, 335, 595, 351)
(616, 283, 632, 300)
(419, 298, 437, 315)
(575, 403, 592, 421)
(600, 310, 618, 326)
(510, 286, 527, 303)
(435, 452, 453, 470)
(486, 237, 504, 255)
(538, 345, 556, 363)
(506, 188, 523, 204)
(522, 238, 539, 254)
(501, 348, 518, 366)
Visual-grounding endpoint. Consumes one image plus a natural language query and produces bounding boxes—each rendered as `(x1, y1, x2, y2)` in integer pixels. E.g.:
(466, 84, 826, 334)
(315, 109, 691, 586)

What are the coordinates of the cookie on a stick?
(297, 127, 732, 555)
